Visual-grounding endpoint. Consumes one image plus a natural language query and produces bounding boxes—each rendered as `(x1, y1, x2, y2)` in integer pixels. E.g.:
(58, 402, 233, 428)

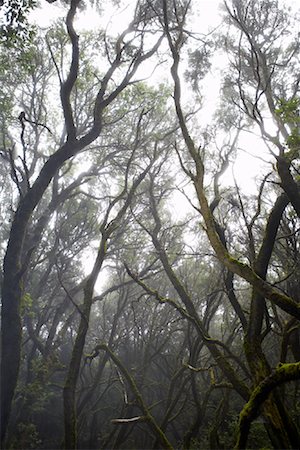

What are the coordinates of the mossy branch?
(235, 361, 300, 449)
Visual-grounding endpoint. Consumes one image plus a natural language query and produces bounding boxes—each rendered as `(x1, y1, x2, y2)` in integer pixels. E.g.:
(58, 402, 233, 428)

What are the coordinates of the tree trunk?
(1, 276, 22, 444)
(244, 338, 293, 449)
(0, 140, 82, 444)
(63, 238, 106, 449)
(63, 312, 91, 449)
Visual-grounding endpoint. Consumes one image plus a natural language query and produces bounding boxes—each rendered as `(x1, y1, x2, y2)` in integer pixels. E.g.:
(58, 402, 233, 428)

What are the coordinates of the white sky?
(32, 0, 223, 31)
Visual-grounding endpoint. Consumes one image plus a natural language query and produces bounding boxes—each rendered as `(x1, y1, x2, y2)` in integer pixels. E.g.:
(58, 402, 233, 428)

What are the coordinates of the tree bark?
(242, 192, 300, 449)
(235, 362, 300, 449)
(0, 139, 81, 444)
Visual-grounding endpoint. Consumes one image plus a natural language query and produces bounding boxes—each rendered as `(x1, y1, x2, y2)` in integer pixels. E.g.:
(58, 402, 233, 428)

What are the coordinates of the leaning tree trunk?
(63, 164, 152, 449)
(242, 192, 300, 449)
(1, 140, 82, 444)
(1, 0, 163, 439)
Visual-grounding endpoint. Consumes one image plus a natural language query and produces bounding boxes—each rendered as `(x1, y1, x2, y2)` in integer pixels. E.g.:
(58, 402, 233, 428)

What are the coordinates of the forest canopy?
(1, 0, 300, 449)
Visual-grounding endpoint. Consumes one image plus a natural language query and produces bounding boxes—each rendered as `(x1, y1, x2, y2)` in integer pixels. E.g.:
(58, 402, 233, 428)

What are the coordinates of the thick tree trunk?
(276, 156, 300, 218)
(235, 361, 300, 449)
(241, 192, 299, 449)
(0, 142, 83, 444)
(0, 277, 22, 444)
(244, 338, 293, 449)
(0, 135, 98, 444)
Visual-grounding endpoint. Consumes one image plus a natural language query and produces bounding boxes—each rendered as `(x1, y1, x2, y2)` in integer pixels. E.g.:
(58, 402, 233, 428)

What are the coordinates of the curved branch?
(125, 264, 250, 400)
(162, 2, 300, 321)
(276, 156, 300, 218)
(60, 0, 80, 141)
(235, 361, 300, 449)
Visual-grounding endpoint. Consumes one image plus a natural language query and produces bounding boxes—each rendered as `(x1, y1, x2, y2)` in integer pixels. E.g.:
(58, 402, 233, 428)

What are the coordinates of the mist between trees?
(1, 0, 300, 449)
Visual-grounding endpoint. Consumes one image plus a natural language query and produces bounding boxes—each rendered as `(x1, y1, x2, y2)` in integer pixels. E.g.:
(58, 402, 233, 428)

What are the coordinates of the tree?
(1, 0, 299, 448)
(159, 0, 300, 447)
(0, 0, 164, 443)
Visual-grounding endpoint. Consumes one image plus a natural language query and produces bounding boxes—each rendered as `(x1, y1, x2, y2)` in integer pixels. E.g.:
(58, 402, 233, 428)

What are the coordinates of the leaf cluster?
(275, 97, 300, 150)
(0, 0, 37, 49)
(275, 97, 300, 124)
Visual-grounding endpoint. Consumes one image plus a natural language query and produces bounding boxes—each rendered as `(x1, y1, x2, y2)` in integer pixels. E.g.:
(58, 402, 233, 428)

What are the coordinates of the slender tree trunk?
(63, 238, 107, 449)
(63, 310, 91, 449)
(97, 344, 174, 450)
(63, 163, 152, 448)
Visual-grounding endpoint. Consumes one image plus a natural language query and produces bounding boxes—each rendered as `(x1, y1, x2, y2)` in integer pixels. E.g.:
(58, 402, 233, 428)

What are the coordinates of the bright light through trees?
(1, 1, 300, 449)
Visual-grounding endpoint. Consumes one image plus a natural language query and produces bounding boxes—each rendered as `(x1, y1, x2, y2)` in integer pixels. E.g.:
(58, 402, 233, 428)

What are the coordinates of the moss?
(235, 362, 300, 448)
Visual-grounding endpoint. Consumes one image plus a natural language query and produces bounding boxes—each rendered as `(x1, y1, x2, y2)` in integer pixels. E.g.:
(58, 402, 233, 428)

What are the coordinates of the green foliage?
(0, 0, 37, 48)
(275, 97, 300, 124)
(10, 422, 42, 449)
(287, 128, 300, 150)
(276, 97, 300, 151)
(0, 0, 39, 76)
(185, 44, 213, 92)
(247, 421, 272, 449)
(18, 357, 60, 410)
(20, 292, 34, 316)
